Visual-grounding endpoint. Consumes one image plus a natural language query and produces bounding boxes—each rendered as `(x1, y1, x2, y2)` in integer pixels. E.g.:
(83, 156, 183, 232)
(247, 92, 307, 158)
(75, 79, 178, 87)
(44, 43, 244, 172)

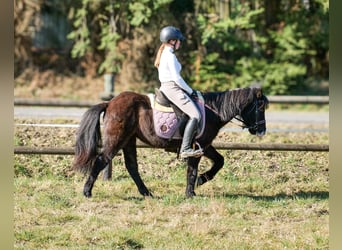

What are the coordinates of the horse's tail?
(73, 102, 108, 174)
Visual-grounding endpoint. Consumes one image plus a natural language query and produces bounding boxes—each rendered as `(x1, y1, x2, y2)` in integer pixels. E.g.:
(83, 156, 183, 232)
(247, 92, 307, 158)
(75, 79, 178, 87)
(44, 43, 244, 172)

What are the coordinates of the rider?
(154, 25, 203, 159)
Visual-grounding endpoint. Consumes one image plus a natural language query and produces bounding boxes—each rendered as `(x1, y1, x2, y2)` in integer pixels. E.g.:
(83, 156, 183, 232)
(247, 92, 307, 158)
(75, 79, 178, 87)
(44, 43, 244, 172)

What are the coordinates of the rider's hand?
(190, 90, 198, 98)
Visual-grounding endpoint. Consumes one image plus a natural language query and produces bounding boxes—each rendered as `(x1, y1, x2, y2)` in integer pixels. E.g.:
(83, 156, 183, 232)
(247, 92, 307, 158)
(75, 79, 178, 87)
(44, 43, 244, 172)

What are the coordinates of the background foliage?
(14, 0, 329, 95)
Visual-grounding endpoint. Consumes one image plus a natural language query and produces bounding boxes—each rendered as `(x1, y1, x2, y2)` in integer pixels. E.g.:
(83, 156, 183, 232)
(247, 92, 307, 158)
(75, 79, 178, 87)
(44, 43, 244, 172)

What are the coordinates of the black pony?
(73, 86, 268, 198)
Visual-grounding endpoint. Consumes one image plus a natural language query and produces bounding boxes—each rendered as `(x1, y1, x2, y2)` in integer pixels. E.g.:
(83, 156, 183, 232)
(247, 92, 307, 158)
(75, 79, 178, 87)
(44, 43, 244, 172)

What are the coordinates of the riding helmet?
(160, 26, 185, 43)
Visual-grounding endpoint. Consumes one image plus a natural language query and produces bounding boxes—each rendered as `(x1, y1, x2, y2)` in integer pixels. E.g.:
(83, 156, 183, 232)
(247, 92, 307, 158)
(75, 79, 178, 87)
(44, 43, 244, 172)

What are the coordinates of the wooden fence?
(14, 95, 329, 107)
(14, 142, 329, 155)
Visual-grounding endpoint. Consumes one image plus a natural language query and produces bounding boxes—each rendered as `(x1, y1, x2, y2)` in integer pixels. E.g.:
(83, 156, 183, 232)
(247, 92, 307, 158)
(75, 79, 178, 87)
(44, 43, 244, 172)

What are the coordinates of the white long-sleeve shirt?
(158, 46, 193, 95)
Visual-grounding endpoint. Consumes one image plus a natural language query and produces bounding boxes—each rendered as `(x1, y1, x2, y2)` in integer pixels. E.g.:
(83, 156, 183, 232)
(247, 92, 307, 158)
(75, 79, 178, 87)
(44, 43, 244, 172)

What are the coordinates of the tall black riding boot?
(180, 118, 203, 158)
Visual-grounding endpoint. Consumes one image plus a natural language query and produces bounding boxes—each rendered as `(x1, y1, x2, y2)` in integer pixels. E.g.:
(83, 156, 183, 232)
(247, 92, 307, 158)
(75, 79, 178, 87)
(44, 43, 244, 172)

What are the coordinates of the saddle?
(150, 88, 205, 140)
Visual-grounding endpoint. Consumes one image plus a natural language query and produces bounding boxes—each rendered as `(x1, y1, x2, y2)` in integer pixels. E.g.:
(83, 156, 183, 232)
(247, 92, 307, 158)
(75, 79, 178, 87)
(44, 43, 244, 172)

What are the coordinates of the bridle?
(193, 92, 267, 131)
(234, 98, 266, 131)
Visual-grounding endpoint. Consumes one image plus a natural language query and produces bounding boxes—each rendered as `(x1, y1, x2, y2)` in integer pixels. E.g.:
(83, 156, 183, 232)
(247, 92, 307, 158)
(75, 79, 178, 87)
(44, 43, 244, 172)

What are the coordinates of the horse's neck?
(213, 88, 252, 123)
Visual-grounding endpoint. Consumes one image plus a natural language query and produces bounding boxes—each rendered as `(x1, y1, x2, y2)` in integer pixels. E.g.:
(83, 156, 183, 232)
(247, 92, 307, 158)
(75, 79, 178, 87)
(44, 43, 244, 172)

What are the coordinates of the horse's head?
(240, 88, 269, 137)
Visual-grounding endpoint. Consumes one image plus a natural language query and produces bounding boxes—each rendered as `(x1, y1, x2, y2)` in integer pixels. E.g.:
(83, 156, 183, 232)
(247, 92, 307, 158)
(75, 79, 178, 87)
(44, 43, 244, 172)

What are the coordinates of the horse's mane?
(203, 87, 255, 122)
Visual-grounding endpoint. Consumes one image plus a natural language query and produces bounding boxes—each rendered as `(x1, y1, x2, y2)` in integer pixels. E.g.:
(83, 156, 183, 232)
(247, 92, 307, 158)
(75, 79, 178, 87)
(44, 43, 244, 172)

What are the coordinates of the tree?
(15, 0, 329, 95)
(191, 0, 328, 95)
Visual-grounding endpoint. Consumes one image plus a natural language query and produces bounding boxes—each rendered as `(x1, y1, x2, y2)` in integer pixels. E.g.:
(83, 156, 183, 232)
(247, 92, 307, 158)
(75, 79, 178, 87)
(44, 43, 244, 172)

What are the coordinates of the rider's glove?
(190, 90, 198, 98)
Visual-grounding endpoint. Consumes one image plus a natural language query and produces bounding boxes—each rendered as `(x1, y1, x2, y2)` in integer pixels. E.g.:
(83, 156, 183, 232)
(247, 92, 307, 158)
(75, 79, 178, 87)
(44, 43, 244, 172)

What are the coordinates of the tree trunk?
(264, 0, 280, 28)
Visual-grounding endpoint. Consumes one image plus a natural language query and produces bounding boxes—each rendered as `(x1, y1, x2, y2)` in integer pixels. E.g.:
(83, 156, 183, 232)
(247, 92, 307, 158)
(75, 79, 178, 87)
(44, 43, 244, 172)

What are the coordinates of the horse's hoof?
(142, 191, 153, 197)
(186, 191, 196, 198)
(139, 187, 153, 197)
(196, 176, 205, 186)
(197, 175, 209, 186)
(83, 190, 92, 198)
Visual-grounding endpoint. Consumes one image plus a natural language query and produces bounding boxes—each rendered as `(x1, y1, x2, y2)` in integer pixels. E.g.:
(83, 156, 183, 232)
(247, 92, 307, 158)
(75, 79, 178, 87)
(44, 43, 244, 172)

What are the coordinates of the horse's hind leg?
(83, 134, 121, 197)
(83, 154, 110, 197)
(123, 137, 152, 197)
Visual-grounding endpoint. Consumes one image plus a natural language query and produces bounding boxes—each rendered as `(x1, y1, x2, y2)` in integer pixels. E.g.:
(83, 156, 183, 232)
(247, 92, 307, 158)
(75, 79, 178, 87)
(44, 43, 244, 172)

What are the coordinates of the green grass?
(14, 119, 329, 249)
(14, 150, 328, 249)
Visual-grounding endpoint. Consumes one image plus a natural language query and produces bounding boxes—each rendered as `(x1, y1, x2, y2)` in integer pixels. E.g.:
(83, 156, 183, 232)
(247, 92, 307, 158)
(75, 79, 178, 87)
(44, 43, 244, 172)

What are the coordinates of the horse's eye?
(258, 98, 269, 111)
(258, 100, 265, 111)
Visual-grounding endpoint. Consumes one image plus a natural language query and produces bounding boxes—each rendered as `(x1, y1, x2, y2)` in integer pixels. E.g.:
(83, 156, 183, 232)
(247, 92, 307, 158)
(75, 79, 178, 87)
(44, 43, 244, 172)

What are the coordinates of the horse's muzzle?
(248, 127, 266, 137)
(256, 130, 266, 137)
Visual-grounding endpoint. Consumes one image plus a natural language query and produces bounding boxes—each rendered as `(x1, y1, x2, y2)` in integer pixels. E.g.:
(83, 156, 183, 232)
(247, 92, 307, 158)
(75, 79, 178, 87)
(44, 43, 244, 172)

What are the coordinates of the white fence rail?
(14, 96, 329, 107)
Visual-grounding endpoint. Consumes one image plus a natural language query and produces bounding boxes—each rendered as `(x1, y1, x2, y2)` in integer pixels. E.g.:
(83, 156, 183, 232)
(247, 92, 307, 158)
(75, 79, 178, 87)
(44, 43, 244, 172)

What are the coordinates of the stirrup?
(180, 149, 203, 159)
(180, 142, 204, 159)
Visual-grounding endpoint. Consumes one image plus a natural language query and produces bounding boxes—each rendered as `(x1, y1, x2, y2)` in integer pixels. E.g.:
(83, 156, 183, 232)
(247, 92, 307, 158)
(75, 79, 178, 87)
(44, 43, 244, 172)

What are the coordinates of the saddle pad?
(151, 93, 206, 140)
(154, 101, 174, 113)
(153, 109, 181, 139)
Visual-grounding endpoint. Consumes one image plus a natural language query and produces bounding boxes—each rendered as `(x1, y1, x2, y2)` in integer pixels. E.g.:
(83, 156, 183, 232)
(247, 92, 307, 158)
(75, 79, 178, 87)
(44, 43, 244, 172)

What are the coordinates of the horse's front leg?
(185, 157, 201, 198)
(197, 145, 224, 186)
(83, 154, 108, 197)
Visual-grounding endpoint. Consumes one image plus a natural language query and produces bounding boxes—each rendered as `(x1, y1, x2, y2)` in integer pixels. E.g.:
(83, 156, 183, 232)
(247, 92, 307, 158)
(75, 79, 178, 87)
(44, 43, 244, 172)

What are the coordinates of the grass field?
(14, 118, 329, 249)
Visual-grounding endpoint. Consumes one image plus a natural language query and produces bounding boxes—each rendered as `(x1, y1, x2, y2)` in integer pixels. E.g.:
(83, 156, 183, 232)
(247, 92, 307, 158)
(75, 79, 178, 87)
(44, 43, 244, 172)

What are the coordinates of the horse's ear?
(256, 88, 262, 98)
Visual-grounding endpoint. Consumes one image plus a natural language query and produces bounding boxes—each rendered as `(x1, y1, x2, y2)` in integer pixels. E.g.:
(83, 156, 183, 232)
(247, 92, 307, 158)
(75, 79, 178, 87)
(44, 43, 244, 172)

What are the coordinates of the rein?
(194, 97, 224, 121)
(194, 94, 265, 131)
(204, 103, 223, 120)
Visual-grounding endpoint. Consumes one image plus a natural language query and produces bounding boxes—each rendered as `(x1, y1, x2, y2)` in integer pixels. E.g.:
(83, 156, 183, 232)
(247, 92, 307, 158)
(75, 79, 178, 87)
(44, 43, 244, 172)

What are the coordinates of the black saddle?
(155, 88, 172, 107)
